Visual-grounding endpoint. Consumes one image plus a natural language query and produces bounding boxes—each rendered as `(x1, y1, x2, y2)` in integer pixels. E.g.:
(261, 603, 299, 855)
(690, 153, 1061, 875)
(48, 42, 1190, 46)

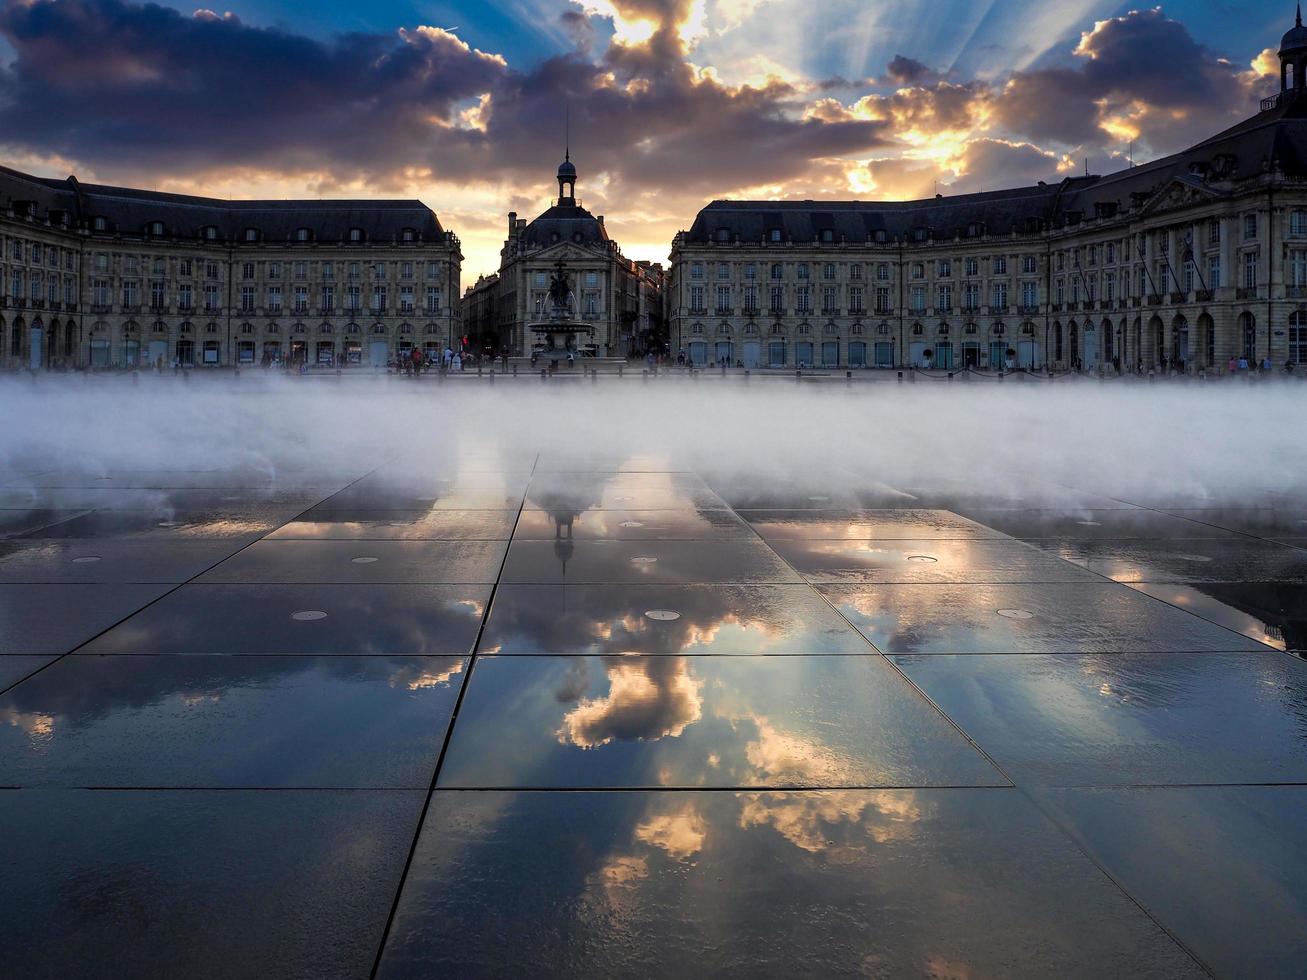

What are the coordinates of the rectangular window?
(178, 284, 193, 311)
(1021, 255, 1037, 274)
(584, 271, 599, 288)
(965, 258, 978, 277)
(1208, 220, 1221, 247)
(992, 282, 1008, 309)
(691, 262, 704, 280)
(371, 285, 386, 312)
(1208, 256, 1221, 289)
(1104, 273, 1115, 304)
(399, 285, 414, 313)
(822, 285, 838, 313)
(744, 263, 756, 280)
(993, 257, 1007, 275)
(150, 281, 165, 309)
(346, 285, 361, 311)
(716, 284, 731, 313)
(179, 259, 192, 278)
(936, 284, 951, 311)
(205, 261, 219, 280)
(122, 280, 139, 307)
(426, 286, 441, 312)
(584, 291, 598, 315)
(910, 286, 925, 312)
(322, 286, 335, 312)
(849, 264, 862, 280)
(323, 262, 334, 281)
(400, 262, 412, 280)
(823, 263, 836, 281)
(875, 286, 891, 313)
(849, 286, 863, 313)
(1055, 279, 1065, 305)
(1021, 281, 1038, 308)
(690, 285, 705, 312)
(1243, 251, 1258, 289)
(743, 284, 758, 311)
(1244, 213, 1258, 240)
(242, 263, 254, 280)
(937, 260, 951, 278)
(267, 286, 282, 312)
(204, 285, 219, 311)
(269, 262, 281, 280)
(295, 261, 307, 280)
(718, 263, 730, 280)
(796, 285, 811, 313)
(294, 285, 309, 312)
(1291, 249, 1307, 287)
(769, 285, 785, 313)
(963, 283, 980, 311)
(241, 286, 255, 312)
(877, 263, 890, 282)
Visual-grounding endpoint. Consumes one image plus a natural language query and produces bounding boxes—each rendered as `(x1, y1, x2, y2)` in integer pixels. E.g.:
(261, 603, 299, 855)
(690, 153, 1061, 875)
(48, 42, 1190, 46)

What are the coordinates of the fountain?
(527, 262, 595, 366)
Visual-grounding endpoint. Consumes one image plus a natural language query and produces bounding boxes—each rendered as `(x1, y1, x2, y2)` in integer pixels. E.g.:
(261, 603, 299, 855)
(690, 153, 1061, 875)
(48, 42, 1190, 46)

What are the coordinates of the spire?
(565, 104, 570, 163)
(1298, 3, 1302, 27)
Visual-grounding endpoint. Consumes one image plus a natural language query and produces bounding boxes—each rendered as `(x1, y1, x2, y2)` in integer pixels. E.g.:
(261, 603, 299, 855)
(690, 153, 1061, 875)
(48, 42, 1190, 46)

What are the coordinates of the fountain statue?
(528, 261, 595, 366)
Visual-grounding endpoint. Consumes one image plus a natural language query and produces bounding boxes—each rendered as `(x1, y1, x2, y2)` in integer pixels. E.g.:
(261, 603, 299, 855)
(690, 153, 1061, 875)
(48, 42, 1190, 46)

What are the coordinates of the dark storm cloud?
(992, 7, 1268, 152)
(883, 55, 936, 86)
(0, 0, 889, 194)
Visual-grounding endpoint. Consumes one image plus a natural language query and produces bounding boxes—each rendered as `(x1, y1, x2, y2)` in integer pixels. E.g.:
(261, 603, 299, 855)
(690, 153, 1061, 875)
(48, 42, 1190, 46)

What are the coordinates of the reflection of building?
(464, 155, 664, 358)
(670, 14, 1307, 373)
(0, 166, 461, 369)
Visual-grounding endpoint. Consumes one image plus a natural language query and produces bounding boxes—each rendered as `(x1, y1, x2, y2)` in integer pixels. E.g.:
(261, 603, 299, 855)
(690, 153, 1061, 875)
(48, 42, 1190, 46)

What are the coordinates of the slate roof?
(684, 96, 1307, 244)
(521, 202, 610, 247)
(0, 165, 446, 243)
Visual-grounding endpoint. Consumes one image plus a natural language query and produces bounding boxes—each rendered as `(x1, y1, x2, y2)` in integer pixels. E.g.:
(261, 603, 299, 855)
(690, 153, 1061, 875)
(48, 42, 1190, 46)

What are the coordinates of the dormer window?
(348, 228, 363, 242)
(820, 229, 835, 243)
(874, 229, 888, 243)
(768, 229, 783, 243)
(401, 228, 416, 242)
(914, 228, 929, 242)
(296, 228, 312, 242)
(244, 228, 260, 242)
(716, 228, 730, 242)
(203, 226, 218, 241)
(148, 221, 164, 236)
(92, 216, 107, 232)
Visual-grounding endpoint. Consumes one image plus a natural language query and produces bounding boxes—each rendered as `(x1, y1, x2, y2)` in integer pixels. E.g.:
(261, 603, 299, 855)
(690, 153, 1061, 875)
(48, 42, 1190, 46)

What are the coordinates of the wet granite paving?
(1, 461, 1305, 979)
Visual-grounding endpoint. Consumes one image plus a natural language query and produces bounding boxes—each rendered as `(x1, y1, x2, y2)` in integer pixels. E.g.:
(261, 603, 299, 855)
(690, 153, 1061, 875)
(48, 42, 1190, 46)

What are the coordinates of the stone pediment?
(525, 241, 605, 263)
(1137, 177, 1225, 217)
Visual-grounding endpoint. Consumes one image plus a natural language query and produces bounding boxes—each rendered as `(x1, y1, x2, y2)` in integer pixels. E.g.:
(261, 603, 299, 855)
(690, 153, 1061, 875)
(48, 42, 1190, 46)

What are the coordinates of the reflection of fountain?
(529, 262, 595, 365)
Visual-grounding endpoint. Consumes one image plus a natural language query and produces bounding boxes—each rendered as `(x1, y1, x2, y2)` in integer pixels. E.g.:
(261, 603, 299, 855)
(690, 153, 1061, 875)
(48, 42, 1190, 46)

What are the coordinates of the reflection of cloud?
(634, 804, 706, 861)
(558, 656, 703, 748)
(389, 658, 465, 690)
(738, 790, 922, 853)
(1, 707, 55, 737)
(743, 715, 850, 785)
(596, 854, 649, 888)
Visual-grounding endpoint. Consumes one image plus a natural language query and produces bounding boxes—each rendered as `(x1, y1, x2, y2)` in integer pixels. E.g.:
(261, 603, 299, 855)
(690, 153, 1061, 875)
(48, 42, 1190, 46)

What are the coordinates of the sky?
(0, 0, 1294, 279)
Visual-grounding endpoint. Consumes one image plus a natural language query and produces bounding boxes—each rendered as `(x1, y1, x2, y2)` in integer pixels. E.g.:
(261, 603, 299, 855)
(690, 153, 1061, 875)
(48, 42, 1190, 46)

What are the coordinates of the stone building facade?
(465, 156, 663, 358)
(669, 18, 1307, 373)
(0, 168, 461, 370)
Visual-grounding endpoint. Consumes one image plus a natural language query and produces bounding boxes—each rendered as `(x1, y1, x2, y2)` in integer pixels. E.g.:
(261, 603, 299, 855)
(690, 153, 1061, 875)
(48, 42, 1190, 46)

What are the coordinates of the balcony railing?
(1169, 292, 1187, 304)
(1236, 287, 1257, 299)
(1147, 294, 1164, 305)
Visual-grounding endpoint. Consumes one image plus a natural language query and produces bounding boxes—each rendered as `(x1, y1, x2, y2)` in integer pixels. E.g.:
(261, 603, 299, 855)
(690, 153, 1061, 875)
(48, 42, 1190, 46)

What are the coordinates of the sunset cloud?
(0, 0, 1285, 276)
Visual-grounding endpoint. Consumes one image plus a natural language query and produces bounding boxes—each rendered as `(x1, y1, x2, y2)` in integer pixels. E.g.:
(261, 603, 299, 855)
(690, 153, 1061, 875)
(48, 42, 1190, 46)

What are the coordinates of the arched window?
(240, 322, 254, 335)
(319, 322, 333, 334)
(964, 322, 978, 335)
(911, 323, 924, 336)
(372, 323, 386, 335)
(346, 323, 361, 334)
(991, 322, 1006, 337)
(937, 323, 949, 336)
(876, 322, 891, 336)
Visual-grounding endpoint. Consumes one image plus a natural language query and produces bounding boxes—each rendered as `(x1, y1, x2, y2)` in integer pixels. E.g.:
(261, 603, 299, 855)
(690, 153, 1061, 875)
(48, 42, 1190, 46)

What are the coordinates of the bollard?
(512, 364, 518, 377)
(1148, 369, 1156, 383)
(642, 369, 649, 383)
(489, 369, 495, 385)
(846, 370, 852, 383)
(744, 369, 750, 383)
(897, 371, 903, 384)
(540, 368, 547, 381)
(721, 364, 727, 378)
(618, 363, 623, 378)
(590, 368, 597, 384)
(653, 364, 659, 378)
(997, 371, 1004, 382)
(477, 363, 483, 377)
(795, 369, 801, 384)
(948, 372, 954, 382)
(132, 371, 139, 385)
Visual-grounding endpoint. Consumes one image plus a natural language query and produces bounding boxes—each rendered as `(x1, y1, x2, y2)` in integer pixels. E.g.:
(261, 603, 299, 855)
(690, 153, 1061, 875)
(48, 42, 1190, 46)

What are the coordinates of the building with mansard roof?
(0, 167, 461, 370)
(463, 155, 663, 360)
(669, 13, 1307, 373)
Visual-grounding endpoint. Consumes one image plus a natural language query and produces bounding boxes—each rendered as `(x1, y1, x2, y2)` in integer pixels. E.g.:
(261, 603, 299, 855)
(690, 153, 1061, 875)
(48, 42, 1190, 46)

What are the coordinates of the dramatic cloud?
(0, 1, 1286, 275)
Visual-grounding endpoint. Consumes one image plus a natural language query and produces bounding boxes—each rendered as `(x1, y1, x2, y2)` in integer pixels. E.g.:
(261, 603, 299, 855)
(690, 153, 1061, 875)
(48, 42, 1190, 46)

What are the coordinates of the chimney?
(508, 211, 517, 235)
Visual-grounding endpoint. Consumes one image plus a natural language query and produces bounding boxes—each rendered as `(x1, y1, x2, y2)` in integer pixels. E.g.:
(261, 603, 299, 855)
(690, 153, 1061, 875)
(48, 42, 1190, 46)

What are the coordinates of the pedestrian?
(411, 347, 423, 376)
(1285, 360, 1296, 375)
(1238, 355, 1249, 372)
(452, 351, 462, 372)
(1262, 355, 1273, 375)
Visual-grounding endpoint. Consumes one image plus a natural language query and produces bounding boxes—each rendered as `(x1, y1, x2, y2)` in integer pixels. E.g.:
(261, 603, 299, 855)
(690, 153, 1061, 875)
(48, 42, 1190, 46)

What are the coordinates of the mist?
(1, 374, 1304, 507)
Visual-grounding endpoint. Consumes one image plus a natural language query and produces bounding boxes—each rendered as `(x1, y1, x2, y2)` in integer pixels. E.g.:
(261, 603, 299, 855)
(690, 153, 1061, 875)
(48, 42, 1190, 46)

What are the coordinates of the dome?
(1283, 8, 1307, 52)
(557, 159, 577, 179)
